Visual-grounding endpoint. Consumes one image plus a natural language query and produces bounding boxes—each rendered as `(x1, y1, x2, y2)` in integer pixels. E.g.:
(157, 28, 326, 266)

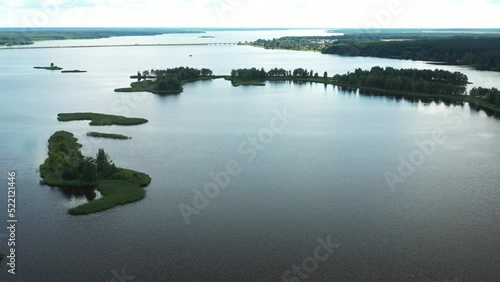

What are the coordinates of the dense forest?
(118, 67, 215, 94)
(230, 66, 468, 96)
(323, 39, 500, 71)
(230, 67, 323, 80)
(470, 87, 500, 107)
(332, 67, 469, 96)
(142, 67, 213, 92)
(0, 28, 204, 46)
(249, 37, 500, 72)
(39, 131, 118, 183)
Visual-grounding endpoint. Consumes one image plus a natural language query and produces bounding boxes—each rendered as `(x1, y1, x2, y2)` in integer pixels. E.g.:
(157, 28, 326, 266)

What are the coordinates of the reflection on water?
(51, 186, 102, 208)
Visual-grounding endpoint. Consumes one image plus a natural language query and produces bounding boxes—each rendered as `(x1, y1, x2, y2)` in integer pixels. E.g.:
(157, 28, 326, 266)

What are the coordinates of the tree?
(143, 70, 150, 77)
(201, 68, 213, 77)
(324, 72, 328, 80)
(80, 157, 97, 182)
(96, 149, 117, 178)
(137, 71, 142, 82)
(50, 62, 54, 68)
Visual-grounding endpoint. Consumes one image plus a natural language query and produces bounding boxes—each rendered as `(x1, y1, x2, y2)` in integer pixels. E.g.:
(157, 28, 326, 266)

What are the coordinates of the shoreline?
(0, 42, 238, 50)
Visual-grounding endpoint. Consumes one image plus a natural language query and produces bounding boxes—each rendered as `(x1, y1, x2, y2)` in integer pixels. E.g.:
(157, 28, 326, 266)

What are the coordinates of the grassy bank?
(68, 169, 151, 215)
(39, 131, 151, 215)
(58, 113, 148, 126)
(86, 132, 131, 140)
(116, 76, 216, 95)
(230, 79, 266, 86)
(62, 70, 87, 73)
(34, 66, 63, 70)
(114, 80, 183, 95)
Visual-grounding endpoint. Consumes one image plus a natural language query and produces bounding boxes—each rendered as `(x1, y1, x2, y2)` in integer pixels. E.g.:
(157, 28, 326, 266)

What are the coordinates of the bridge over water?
(0, 42, 239, 50)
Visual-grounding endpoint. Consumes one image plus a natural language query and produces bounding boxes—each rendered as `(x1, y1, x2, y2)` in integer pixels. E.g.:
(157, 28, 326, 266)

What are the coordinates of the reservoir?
(1, 30, 499, 281)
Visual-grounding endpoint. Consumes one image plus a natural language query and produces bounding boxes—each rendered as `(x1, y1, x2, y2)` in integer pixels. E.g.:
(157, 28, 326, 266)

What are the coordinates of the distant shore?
(1, 42, 238, 50)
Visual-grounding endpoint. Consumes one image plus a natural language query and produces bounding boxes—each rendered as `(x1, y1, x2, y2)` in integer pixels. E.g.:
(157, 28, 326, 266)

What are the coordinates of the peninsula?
(115, 67, 216, 95)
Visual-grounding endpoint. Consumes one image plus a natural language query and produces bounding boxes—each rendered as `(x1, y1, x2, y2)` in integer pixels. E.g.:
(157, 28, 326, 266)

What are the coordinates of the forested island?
(115, 67, 216, 95)
(249, 35, 500, 72)
(58, 113, 148, 126)
(0, 28, 204, 46)
(39, 131, 151, 215)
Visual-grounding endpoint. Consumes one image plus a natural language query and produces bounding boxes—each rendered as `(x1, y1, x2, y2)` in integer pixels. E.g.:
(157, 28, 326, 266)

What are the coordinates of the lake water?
(1, 30, 500, 281)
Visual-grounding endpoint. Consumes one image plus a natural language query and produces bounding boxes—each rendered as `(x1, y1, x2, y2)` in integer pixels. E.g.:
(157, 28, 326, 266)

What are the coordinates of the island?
(86, 132, 131, 140)
(62, 70, 87, 73)
(34, 62, 62, 70)
(39, 131, 151, 215)
(199, 35, 215, 38)
(58, 113, 148, 126)
(115, 67, 216, 95)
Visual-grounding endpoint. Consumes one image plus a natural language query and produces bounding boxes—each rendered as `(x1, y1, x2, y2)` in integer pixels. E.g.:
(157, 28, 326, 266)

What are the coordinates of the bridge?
(0, 42, 239, 50)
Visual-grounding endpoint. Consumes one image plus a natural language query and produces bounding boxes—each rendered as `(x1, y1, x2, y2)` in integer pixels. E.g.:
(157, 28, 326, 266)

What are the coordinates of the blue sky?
(1, 0, 499, 28)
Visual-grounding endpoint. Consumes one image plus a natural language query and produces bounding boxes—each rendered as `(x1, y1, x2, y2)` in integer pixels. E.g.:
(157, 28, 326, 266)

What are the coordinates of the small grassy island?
(87, 132, 131, 140)
(58, 113, 148, 126)
(62, 70, 87, 73)
(34, 63, 62, 71)
(115, 67, 216, 95)
(39, 131, 151, 215)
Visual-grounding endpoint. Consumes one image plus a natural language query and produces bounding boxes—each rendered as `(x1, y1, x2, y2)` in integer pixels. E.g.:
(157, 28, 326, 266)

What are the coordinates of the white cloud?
(0, 0, 499, 28)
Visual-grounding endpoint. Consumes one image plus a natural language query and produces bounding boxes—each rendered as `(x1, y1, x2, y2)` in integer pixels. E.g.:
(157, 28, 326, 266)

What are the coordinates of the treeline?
(40, 131, 118, 183)
(0, 28, 204, 46)
(138, 67, 213, 92)
(249, 37, 500, 72)
(323, 39, 500, 71)
(470, 87, 500, 106)
(230, 67, 325, 80)
(333, 67, 469, 96)
(250, 36, 335, 52)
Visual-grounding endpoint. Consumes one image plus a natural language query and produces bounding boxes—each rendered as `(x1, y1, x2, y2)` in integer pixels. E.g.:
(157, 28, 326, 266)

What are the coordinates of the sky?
(1, 0, 500, 28)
